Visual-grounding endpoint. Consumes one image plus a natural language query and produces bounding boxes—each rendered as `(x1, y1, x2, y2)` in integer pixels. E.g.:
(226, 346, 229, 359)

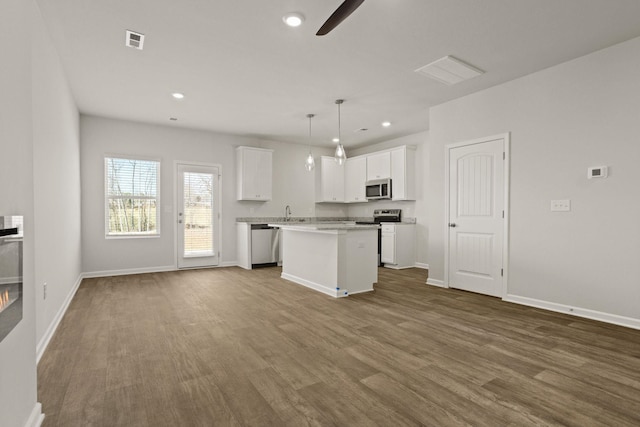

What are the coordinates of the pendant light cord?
(307, 113, 314, 151)
(336, 100, 342, 142)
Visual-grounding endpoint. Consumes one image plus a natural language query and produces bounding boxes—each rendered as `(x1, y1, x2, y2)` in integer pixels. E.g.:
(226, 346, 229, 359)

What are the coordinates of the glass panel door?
(177, 164, 219, 268)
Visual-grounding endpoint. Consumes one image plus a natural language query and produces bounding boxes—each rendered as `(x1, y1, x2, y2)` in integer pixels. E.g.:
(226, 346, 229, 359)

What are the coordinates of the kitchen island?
(268, 223, 379, 298)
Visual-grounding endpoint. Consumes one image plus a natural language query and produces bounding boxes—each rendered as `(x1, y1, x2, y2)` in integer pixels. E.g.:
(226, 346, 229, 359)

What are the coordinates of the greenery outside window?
(105, 156, 160, 237)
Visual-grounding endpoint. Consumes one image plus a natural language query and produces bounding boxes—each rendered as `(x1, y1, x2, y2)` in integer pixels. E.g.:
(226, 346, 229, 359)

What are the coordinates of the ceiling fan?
(316, 0, 365, 36)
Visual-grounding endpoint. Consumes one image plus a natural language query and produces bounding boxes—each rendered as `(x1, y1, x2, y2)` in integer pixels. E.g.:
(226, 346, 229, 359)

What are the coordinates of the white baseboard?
(24, 402, 44, 427)
(83, 263, 241, 278)
(0, 276, 20, 285)
(348, 287, 375, 295)
(281, 273, 349, 298)
(36, 274, 82, 364)
(220, 261, 238, 267)
(414, 262, 429, 270)
(383, 264, 415, 270)
(504, 294, 640, 331)
(426, 278, 445, 288)
(82, 265, 176, 278)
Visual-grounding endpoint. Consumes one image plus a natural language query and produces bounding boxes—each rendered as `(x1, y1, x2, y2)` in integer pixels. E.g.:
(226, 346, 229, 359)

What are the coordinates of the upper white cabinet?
(366, 151, 391, 181)
(315, 156, 345, 203)
(391, 146, 416, 201)
(236, 146, 273, 201)
(344, 156, 367, 203)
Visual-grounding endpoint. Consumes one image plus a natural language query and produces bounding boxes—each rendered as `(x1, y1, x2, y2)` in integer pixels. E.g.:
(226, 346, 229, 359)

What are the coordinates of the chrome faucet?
(285, 205, 292, 221)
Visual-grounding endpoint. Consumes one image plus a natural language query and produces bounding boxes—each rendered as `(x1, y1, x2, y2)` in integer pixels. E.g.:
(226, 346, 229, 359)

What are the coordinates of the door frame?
(443, 132, 511, 298)
(174, 161, 223, 269)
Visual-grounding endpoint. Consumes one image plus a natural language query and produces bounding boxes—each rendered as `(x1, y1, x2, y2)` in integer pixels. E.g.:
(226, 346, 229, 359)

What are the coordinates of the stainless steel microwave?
(365, 178, 392, 200)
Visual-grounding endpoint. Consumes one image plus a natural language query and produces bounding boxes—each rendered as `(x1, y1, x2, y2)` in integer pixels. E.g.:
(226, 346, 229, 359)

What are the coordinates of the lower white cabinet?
(380, 223, 415, 269)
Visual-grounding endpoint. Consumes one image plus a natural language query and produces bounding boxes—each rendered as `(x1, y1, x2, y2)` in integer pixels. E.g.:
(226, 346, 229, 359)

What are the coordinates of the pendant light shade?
(304, 114, 315, 172)
(334, 99, 347, 165)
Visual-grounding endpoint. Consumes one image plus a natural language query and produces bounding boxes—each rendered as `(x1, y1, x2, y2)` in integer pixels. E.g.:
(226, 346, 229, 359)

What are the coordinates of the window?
(105, 156, 160, 237)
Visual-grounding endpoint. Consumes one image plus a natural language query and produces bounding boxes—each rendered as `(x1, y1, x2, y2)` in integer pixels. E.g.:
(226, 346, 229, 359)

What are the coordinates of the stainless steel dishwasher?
(250, 224, 278, 268)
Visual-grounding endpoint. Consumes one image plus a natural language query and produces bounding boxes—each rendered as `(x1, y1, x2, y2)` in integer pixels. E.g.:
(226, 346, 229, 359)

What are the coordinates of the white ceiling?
(37, 0, 640, 149)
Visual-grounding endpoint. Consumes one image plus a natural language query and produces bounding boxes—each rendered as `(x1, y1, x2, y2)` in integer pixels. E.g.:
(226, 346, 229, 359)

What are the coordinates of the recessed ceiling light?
(332, 137, 340, 143)
(382, 121, 391, 127)
(283, 12, 304, 27)
(172, 92, 185, 99)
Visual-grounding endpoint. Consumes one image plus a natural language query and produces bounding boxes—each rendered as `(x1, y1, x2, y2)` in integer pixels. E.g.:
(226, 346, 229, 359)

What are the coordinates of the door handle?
(448, 223, 457, 228)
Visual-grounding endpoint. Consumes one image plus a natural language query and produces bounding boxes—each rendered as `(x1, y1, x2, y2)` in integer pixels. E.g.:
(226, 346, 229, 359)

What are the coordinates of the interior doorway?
(445, 134, 510, 297)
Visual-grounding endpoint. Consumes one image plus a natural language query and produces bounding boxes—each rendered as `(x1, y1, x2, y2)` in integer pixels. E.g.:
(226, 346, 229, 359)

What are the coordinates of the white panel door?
(448, 138, 504, 297)
(177, 164, 219, 269)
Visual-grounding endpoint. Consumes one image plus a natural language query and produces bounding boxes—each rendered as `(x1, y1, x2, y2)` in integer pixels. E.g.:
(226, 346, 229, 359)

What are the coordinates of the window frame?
(104, 155, 161, 239)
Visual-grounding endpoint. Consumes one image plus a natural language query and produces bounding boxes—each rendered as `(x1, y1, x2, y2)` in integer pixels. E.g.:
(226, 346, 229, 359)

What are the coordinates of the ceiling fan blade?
(316, 0, 365, 36)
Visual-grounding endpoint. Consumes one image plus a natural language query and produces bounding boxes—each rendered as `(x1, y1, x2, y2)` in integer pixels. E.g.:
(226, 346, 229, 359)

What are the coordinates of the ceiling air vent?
(125, 30, 145, 50)
(415, 55, 483, 85)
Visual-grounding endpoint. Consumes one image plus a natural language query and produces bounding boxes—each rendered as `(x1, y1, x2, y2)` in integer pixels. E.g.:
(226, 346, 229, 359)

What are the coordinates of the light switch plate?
(551, 199, 571, 212)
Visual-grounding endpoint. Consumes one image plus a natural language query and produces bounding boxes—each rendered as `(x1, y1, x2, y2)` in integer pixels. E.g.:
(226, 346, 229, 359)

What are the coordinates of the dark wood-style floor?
(38, 267, 640, 426)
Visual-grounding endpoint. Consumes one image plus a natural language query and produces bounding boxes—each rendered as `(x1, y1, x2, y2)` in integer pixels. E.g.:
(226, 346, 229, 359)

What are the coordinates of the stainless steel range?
(356, 209, 401, 266)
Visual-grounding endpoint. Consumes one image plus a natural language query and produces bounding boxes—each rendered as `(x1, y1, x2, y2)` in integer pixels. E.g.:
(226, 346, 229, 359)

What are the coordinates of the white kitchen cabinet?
(391, 146, 416, 200)
(344, 156, 367, 203)
(236, 222, 251, 269)
(315, 156, 345, 203)
(366, 151, 391, 181)
(380, 223, 415, 269)
(236, 146, 273, 201)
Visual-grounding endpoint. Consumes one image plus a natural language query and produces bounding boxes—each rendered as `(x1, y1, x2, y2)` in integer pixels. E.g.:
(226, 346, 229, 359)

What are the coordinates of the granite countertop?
(236, 216, 356, 224)
(268, 223, 380, 232)
(236, 216, 416, 224)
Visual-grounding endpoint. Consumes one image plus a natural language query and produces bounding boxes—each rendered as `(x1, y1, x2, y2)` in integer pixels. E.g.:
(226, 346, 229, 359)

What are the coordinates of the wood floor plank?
(534, 369, 640, 424)
(37, 266, 640, 426)
(483, 375, 637, 427)
(360, 372, 471, 426)
(248, 367, 333, 427)
(296, 381, 379, 426)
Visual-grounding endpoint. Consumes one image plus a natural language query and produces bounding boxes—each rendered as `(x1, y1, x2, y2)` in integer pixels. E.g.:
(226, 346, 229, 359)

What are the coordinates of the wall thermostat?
(587, 166, 608, 179)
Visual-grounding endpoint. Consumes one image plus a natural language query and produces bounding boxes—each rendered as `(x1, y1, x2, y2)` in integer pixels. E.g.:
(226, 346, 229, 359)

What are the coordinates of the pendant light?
(334, 99, 347, 165)
(304, 114, 315, 172)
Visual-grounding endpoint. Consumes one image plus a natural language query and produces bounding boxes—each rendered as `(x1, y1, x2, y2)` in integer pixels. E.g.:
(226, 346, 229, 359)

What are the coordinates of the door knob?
(448, 223, 457, 228)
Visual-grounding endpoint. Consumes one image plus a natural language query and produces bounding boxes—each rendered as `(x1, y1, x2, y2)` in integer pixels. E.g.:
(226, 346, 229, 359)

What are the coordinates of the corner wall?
(428, 36, 640, 323)
(0, 0, 40, 425)
(32, 1, 82, 356)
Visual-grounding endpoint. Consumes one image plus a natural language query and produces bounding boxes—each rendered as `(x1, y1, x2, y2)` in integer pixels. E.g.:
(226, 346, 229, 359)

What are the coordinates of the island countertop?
(274, 224, 378, 297)
(268, 223, 379, 233)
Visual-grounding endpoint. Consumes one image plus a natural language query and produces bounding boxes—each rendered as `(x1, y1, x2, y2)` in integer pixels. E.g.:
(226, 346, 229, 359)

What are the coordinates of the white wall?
(428, 36, 640, 322)
(348, 131, 430, 265)
(0, 0, 40, 425)
(80, 116, 338, 274)
(32, 2, 82, 353)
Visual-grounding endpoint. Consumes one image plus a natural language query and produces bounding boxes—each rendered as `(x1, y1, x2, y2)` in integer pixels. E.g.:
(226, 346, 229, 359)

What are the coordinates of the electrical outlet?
(550, 199, 571, 212)
(43, 282, 47, 300)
